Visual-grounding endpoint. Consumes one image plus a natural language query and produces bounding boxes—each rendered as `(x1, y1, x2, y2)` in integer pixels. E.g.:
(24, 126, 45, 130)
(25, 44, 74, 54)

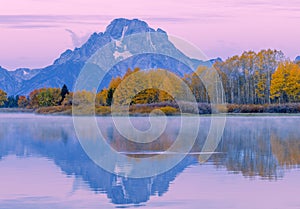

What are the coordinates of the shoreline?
(2, 102, 300, 117)
(1, 108, 300, 117)
(0, 108, 34, 113)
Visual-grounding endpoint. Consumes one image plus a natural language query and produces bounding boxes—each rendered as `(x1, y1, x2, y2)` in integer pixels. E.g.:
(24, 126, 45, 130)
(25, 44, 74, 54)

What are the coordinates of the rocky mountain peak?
(105, 18, 155, 39)
(54, 18, 160, 65)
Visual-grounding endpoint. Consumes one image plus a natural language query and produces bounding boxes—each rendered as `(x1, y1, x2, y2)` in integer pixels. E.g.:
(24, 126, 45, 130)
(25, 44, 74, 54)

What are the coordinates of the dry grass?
(34, 102, 300, 116)
(35, 106, 71, 115)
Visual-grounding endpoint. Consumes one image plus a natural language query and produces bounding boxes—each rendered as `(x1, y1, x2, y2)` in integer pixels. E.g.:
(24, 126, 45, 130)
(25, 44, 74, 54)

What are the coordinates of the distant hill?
(0, 18, 219, 96)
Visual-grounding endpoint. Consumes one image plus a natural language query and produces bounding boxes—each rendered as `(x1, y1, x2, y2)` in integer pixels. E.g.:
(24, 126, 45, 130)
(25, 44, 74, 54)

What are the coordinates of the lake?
(0, 113, 299, 209)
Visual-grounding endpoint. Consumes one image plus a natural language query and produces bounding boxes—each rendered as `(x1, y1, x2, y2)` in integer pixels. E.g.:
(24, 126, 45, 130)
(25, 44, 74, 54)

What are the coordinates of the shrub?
(157, 106, 178, 115)
(95, 106, 111, 115)
(29, 88, 61, 108)
(198, 103, 211, 114)
(211, 104, 227, 113)
(35, 106, 71, 115)
(227, 104, 240, 113)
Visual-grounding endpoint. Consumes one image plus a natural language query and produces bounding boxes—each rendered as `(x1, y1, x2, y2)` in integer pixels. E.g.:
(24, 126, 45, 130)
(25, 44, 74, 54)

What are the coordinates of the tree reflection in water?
(0, 115, 299, 205)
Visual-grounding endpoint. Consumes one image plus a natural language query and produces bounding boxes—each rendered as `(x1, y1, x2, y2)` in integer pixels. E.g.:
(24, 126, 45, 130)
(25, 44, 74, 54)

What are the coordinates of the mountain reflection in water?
(0, 114, 299, 207)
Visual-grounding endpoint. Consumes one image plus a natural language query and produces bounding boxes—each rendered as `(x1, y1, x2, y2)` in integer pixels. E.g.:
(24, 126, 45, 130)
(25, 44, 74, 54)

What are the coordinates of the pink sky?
(0, 0, 300, 70)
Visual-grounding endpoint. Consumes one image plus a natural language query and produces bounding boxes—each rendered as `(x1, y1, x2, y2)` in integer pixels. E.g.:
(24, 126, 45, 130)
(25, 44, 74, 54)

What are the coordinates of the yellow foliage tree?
(0, 89, 8, 107)
(131, 88, 174, 104)
(112, 69, 187, 106)
(96, 89, 108, 106)
(270, 61, 300, 103)
(72, 90, 95, 106)
(286, 64, 300, 102)
(17, 96, 29, 108)
(28, 88, 61, 108)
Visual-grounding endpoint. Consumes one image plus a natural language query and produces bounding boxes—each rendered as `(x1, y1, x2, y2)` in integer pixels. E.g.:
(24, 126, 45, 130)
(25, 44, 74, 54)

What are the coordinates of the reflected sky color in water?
(0, 114, 299, 208)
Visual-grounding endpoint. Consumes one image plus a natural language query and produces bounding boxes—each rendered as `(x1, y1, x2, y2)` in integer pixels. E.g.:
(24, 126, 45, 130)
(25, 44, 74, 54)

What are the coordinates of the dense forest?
(0, 49, 300, 114)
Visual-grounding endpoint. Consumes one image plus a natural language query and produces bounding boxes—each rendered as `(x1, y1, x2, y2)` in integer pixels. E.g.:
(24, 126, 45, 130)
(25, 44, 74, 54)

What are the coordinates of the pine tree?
(106, 88, 114, 106)
(59, 84, 69, 105)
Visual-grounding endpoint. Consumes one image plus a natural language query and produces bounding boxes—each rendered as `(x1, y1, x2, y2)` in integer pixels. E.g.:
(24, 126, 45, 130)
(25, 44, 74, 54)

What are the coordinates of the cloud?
(7, 24, 57, 29)
(65, 29, 91, 48)
(143, 17, 193, 23)
(144, 13, 234, 23)
(0, 15, 112, 29)
(226, 0, 300, 14)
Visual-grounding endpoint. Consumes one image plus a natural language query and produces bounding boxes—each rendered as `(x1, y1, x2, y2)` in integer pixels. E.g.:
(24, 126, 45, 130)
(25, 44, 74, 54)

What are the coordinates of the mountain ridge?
(0, 18, 220, 96)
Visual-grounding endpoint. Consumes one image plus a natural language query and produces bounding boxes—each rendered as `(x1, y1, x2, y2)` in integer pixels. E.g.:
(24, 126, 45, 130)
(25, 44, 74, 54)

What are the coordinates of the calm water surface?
(0, 113, 299, 209)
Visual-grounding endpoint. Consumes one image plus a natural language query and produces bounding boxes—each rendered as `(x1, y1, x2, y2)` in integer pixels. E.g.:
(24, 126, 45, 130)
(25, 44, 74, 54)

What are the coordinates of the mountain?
(8, 68, 41, 83)
(0, 18, 218, 96)
(0, 116, 199, 205)
(0, 66, 16, 95)
(295, 56, 300, 62)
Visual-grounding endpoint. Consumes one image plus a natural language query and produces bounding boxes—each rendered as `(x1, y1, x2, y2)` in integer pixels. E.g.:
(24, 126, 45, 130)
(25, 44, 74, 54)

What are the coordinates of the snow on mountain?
(0, 18, 217, 96)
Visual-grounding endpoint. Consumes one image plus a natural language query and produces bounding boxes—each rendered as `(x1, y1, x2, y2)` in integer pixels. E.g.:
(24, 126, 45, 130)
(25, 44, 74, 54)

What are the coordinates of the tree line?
(0, 84, 70, 108)
(211, 49, 300, 104)
(0, 49, 299, 109)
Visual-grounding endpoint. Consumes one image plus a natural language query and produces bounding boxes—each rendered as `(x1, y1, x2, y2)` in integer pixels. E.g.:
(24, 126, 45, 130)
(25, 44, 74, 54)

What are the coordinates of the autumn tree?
(286, 64, 300, 102)
(112, 68, 187, 106)
(28, 88, 61, 108)
(214, 56, 240, 103)
(96, 89, 108, 106)
(215, 49, 285, 104)
(61, 92, 73, 106)
(270, 61, 300, 103)
(0, 89, 8, 107)
(72, 90, 95, 105)
(105, 72, 124, 106)
(72, 90, 96, 115)
(256, 49, 285, 103)
(131, 88, 174, 104)
(183, 67, 209, 103)
(18, 96, 29, 108)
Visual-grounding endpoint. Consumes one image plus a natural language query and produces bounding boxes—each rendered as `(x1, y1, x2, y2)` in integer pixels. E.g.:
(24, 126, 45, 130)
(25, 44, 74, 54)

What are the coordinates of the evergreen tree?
(59, 84, 69, 105)
(106, 88, 114, 106)
(4, 95, 19, 108)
